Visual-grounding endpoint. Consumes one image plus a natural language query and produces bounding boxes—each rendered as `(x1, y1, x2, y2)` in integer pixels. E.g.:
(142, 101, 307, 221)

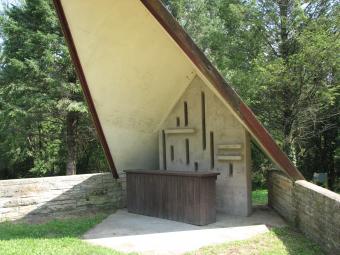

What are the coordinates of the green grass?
(0, 214, 324, 255)
(0, 214, 132, 255)
(187, 227, 325, 255)
(252, 189, 268, 206)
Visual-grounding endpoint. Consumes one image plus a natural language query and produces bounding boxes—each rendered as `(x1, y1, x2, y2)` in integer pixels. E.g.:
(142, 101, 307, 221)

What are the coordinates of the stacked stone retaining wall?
(268, 171, 340, 254)
(0, 173, 124, 222)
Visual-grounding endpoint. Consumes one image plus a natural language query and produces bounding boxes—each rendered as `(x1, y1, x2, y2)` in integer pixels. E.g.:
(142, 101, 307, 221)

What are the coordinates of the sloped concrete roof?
(53, 0, 304, 180)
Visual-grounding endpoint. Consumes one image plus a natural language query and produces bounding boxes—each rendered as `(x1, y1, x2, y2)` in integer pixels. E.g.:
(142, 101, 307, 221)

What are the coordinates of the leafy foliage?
(0, 0, 108, 178)
(163, 0, 339, 189)
(252, 189, 268, 206)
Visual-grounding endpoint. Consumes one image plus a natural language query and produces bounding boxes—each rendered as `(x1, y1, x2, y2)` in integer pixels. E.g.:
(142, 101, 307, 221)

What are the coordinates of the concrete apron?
(83, 208, 286, 255)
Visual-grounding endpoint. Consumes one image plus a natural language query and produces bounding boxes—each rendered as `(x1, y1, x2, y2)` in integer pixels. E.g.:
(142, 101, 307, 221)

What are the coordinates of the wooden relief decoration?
(159, 76, 245, 172)
(159, 75, 252, 216)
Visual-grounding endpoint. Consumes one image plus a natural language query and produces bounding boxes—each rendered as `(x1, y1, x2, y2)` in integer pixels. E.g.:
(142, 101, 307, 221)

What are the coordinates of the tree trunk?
(282, 107, 293, 155)
(66, 111, 78, 175)
(278, 0, 293, 156)
(278, 0, 289, 61)
(323, 128, 337, 190)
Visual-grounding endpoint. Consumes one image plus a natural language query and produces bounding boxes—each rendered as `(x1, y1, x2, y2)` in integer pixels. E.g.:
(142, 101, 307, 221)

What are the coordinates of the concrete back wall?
(159, 76, 251, 216)
(268, 171, 340, 254)
(0, 173, 124, 222)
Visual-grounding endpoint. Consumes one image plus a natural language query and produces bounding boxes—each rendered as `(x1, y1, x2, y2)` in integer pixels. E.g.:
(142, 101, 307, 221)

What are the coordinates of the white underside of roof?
(61, 0, 197, 172)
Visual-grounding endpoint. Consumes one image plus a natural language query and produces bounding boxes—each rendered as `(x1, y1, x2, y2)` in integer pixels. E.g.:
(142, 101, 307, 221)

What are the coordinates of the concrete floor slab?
(83, 207, 286, 255)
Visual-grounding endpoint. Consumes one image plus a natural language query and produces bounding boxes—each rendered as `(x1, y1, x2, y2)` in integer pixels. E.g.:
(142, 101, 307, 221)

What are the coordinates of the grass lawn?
(0, 214, 324, 255)
(188, 227, 324, 255)
(0, 214, 132, 255)
(252, 189, 268, 206)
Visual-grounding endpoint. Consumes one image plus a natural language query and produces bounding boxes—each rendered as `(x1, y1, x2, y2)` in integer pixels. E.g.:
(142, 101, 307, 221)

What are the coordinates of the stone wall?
(268, 171, 295, 223)
(268, 171, 340, 254)
(0, 173, 124, 222)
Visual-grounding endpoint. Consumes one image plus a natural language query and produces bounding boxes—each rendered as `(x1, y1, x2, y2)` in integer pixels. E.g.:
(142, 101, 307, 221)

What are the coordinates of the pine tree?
(0, 0, 106, 177)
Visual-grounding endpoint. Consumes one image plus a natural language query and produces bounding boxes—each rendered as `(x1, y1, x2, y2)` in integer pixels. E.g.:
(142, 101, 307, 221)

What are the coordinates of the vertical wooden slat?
(170, 145, 174, 161)
(185, 139, 190, 165)
(229, 163, 234, 177)
(201, 92, 206, 150)
(210, 131, 214, 169)
(184, 101, 188, 126)
(162, 130, 167, 170)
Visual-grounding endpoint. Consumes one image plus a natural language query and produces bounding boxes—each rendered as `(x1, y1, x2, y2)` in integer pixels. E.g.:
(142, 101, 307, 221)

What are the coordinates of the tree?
(0, 0, 107, 177)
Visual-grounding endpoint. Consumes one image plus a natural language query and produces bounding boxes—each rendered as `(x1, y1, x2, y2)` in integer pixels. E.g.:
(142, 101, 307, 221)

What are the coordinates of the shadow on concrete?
(83, 207, 286, 238)
(82, 208, 287, 254)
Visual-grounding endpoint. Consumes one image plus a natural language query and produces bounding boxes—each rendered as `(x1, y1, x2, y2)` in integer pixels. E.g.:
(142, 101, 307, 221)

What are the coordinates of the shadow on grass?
(187, 227, 325, 255)
(270, 228, 325, 255)
(0, 214, 107, 241)
(0, 215, 135, 255)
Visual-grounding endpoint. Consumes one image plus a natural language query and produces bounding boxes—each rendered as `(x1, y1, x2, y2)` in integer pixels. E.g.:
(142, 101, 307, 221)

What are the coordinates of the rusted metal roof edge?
(53, 0, 119, 179)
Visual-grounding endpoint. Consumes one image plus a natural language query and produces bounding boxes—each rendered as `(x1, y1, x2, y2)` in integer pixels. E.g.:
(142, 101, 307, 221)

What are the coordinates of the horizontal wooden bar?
(124, 169, 220, 178)
(218, 144, 242, 150)
(164, 128, 195, 134)
(217, 155, 242, 161)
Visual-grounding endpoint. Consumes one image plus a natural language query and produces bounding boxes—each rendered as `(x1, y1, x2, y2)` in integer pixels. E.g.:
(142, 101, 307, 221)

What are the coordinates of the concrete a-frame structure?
(53, 0, 304, 216)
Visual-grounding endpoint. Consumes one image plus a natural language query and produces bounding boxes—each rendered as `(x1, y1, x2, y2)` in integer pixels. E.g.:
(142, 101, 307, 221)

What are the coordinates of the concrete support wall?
(268, 171, 340, 254)
(0, 173, 124, 222)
